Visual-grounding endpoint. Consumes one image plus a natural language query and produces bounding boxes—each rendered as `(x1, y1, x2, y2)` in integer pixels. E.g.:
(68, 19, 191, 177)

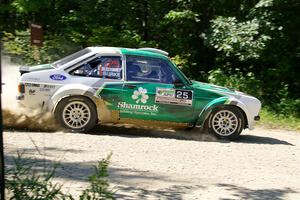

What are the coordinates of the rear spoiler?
(19, 64, 54, 76)
(19, 66, 30, 75)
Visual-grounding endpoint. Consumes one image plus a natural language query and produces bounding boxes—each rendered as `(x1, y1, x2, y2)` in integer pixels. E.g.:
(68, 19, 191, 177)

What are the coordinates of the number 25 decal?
(175, 90, 193, 100)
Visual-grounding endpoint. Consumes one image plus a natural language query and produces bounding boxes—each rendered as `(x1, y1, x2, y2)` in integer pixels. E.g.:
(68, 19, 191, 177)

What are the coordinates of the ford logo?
(50, 74, 67, 81)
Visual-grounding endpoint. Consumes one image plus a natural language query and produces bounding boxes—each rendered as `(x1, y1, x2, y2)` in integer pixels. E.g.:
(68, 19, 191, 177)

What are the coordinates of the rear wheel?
(207, 106, 244, 140)
(54, 96, 97, 132)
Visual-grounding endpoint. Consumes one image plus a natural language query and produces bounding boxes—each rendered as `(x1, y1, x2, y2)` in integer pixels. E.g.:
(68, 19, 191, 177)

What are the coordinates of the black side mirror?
(173, 79, 184, 87)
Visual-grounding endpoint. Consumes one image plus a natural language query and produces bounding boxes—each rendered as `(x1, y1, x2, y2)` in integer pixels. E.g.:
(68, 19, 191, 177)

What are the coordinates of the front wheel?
(54, 96, 97, 132)
(207, 106, 245, 140)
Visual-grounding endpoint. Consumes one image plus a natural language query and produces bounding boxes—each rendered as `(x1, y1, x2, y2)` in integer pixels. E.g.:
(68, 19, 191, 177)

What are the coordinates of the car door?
(119, 55, 197, 123)
(69, 54, 125, 112)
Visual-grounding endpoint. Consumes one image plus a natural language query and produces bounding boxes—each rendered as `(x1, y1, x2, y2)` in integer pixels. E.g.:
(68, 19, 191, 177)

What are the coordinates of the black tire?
(206, 106, 245, 140)
(54, 96, 97, 132)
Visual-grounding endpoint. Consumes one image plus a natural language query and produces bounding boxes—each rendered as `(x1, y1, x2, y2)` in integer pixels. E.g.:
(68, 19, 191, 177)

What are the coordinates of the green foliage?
(12, 0, 51, 13)
(79, 153, 115, 200)
(171, 54, 190, 70)
(171, 54, 192, 76)
(208, 68, 262, 98)
(5, 152, 72, 200)
(204, 16, 271, 61)
(160, 9, 200, 56)
(164, 10, 199, 23)
(258, 108, 300, 131)
(2, 30, 80, 65)
(269, 84, 300, 117)
(6, 152, 115, 200)
(86, 27, 143, 48)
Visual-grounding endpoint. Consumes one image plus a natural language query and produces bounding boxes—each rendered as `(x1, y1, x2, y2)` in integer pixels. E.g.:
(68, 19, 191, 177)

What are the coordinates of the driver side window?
(70, 56, 122, 79)
(126, 56, 179, 84)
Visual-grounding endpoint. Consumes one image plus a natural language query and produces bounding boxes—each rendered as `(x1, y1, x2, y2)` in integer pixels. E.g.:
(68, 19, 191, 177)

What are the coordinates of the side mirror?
(173, 79, 184, 87)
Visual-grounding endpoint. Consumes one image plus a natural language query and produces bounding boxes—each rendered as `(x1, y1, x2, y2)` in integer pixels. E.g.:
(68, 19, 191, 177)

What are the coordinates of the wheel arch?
(196, 97, 249, 129)
(53, 94, 97, 113)
(53, 94, 98, 132)
(48, 84, 98, 116)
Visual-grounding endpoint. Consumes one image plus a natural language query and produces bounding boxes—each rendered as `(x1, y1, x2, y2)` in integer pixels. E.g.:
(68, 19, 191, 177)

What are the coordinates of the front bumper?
(254, 115, 260, 121)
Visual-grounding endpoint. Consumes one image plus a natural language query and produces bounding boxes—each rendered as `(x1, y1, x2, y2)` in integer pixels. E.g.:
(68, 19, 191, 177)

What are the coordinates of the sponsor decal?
(39, 84, 56, 92)
(131, 87, 149, 104)
(25, 83, 40, 87)
(50, 74, 66, 81)
(39, 88, 50, 92)
(98, 62, 122, 79)
(43, 84, 56, 89)
(118, 87, 158, 116)
(118, 102, 158, 111)
(102, 71, 121, 79)
(155, 88, 193, 106)
(156, 88, 175, 97)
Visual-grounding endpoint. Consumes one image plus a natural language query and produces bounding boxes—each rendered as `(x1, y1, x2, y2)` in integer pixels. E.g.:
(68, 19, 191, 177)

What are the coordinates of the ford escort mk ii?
(17, 47, 261, 139)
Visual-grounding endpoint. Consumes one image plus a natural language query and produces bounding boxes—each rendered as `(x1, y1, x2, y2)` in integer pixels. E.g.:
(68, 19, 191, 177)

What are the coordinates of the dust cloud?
(1, 55, 58, 132)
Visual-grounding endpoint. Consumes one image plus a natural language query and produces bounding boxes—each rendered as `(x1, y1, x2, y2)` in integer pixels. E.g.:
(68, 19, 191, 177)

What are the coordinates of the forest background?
(1, 0, 299, 129)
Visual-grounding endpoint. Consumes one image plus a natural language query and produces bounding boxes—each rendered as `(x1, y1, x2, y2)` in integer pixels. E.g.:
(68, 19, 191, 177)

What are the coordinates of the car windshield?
(52, 48, 91, 68)
(170, 61, 192, 85)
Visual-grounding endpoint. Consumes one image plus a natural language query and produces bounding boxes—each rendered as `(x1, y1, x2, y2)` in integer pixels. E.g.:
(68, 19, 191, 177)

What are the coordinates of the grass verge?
(258, 108, 300, 132)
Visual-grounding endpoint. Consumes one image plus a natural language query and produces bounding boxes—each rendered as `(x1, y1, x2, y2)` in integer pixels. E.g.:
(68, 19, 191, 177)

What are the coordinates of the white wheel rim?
(212, 110, 238, 136)
(62, 101, 91, 129)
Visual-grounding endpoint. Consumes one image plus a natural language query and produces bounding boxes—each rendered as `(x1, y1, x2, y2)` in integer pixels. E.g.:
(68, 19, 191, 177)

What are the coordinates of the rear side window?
(126, 55, 179, 84)
(53, 48, 91, 68)
(70, 56, 122, 79)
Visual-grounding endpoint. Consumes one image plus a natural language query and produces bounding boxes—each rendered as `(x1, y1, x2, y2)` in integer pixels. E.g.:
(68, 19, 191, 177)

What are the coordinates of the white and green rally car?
(17, 47, 261, 139)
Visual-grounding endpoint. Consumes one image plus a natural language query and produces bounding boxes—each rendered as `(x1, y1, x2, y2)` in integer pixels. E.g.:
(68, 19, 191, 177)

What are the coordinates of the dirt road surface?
(3, 126, 300, 200)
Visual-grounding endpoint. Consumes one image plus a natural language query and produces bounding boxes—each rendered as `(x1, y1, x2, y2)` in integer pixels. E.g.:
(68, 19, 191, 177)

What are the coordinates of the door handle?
(124, 84, 137, 89)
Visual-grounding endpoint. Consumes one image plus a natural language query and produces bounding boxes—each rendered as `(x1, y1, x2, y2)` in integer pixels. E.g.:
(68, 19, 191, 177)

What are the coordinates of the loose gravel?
(4, 126, 300, 200)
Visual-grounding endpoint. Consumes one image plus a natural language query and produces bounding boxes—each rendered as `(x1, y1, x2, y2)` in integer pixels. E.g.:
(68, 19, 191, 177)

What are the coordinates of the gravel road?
(3, 126, 300, 200)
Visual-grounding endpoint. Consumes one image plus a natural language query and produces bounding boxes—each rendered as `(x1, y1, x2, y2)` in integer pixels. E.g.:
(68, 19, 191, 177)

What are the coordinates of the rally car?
(17, 47, 261, 139)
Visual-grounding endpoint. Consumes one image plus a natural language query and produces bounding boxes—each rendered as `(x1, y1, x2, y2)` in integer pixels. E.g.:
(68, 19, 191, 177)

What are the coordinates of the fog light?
(254, 116, 260, 121)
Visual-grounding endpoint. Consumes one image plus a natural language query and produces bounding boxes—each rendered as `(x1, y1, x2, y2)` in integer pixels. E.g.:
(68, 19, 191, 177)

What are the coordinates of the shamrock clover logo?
(132, 87, 149, 104)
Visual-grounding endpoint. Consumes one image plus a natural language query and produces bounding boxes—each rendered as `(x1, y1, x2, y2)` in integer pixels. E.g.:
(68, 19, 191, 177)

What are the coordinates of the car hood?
(191, 81, 237, 95)
(191, 80, 261, 108)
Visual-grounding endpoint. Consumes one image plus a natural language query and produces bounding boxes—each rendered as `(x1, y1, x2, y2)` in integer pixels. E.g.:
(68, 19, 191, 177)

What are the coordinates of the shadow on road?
(115, 184, 204, 200)
(217, 183, 297, 200)
(4, 153, 193, 189)
(5, 153, 298, 200)
(116, 183, 298, 200)
(86, 125, 294, 145)
(5, 151, 206, 199)
(87, 124, 218, 142)
(236, 134, 294, 145)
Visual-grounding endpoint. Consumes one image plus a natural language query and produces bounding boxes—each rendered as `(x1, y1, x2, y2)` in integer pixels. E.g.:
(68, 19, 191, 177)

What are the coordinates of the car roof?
(87, 46, 169, 60)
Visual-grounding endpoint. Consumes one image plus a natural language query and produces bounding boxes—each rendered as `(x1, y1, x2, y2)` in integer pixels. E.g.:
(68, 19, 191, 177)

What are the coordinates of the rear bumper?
(16, 94, 24, 100)
(16, 95, 48, 113)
